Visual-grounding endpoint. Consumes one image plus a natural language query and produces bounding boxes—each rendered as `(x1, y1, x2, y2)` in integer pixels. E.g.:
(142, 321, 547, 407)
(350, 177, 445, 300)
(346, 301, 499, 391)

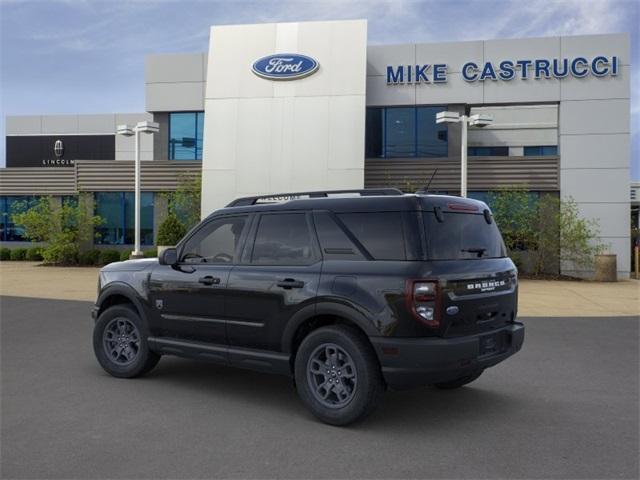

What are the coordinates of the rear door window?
(337, 212, 406, 260)
(424, 212, 506, 260)
(251, 213, 316, 265)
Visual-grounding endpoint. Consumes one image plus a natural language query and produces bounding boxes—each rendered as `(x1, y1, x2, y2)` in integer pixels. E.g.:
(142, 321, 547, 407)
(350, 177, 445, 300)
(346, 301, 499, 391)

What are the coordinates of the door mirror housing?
(159, 247, 178, 266)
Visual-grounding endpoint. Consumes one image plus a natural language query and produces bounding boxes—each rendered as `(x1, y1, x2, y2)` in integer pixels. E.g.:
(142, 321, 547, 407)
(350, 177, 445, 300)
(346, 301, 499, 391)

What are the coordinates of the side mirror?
(159, 247, 178, 266)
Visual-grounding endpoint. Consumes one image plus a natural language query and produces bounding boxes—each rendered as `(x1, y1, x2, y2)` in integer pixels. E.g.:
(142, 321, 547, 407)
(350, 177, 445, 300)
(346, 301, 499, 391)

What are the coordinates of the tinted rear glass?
(338, 212, 406, 260)
(424, 212, 506, 260)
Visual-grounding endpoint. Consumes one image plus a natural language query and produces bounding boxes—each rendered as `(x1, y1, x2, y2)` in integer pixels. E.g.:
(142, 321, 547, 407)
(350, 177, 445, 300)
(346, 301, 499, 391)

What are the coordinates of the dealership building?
(0, 20, 632, 277)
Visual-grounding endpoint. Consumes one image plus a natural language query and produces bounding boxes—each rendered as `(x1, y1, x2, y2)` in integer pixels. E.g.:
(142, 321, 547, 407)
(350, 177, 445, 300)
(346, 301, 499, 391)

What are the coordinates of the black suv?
(92, 189, 524, 425)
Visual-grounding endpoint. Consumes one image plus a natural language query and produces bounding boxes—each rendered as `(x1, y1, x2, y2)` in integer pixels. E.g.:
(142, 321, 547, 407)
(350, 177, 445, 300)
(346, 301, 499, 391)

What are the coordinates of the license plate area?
(479, 332, 510, 357)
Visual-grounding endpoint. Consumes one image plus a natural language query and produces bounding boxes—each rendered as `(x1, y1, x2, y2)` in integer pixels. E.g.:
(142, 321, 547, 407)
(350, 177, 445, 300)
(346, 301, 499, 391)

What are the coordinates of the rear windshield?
(423, 212, 506, 260)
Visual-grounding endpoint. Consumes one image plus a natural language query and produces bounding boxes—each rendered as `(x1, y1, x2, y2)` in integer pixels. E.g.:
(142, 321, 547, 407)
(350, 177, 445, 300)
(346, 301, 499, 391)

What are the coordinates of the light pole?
(436, 111, 493, 197)
(116, 121, 159, 259)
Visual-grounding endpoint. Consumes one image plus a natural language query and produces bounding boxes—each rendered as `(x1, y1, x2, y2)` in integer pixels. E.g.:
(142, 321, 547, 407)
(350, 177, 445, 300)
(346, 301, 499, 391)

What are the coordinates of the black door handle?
(277, 278, 304, 289)
(198, 276, 221, 286)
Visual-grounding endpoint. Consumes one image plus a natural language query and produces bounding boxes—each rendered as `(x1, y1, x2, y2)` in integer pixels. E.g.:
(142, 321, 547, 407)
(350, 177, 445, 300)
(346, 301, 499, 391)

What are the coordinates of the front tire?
(294, 325, 384, 426)
(93, 304, 160, 378)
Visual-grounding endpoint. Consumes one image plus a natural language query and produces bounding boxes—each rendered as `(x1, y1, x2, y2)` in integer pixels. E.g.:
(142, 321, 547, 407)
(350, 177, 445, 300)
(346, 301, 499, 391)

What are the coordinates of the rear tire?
(434, 370, 483, 389)
(294, 325, 384, 426)
(93, 304, 160, 378)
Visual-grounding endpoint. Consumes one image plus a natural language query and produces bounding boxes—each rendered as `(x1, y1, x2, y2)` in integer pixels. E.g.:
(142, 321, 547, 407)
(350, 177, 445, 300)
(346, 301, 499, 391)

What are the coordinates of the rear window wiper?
(461, 247, 487, 257)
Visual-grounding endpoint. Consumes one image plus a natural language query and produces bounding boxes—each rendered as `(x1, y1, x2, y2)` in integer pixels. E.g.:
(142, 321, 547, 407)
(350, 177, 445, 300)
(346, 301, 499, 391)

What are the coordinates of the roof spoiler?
(226, 188, 404, 207)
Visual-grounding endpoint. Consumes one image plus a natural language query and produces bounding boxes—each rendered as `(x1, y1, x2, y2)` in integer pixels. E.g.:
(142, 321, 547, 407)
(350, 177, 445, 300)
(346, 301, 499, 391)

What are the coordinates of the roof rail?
(225, 188, 404, 207)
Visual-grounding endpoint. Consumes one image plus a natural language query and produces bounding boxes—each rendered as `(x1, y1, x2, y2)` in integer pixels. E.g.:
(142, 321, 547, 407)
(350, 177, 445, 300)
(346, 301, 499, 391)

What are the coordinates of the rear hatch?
(421, 205, 518, 338)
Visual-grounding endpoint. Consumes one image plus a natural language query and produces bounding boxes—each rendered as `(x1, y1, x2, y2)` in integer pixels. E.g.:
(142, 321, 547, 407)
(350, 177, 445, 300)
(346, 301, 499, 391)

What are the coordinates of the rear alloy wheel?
(93, 304, 160, 378)
(295, 325, 384, 426)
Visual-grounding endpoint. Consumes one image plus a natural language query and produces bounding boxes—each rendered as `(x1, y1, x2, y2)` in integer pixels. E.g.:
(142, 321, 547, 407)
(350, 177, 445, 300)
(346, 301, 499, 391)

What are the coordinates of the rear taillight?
(406, 280, 441, 328)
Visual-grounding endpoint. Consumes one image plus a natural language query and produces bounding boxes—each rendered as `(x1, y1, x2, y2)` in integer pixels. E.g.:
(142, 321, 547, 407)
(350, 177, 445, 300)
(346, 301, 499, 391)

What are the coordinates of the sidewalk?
(0, 261, 638, 317)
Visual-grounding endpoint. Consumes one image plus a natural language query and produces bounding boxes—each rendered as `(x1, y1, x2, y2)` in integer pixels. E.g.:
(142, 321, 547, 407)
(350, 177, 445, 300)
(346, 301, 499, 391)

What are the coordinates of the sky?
(1, 0, 638, 178)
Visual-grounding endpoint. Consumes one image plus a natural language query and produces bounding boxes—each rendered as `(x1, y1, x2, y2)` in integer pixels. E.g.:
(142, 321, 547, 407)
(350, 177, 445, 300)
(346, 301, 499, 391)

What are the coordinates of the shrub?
(79, 249, 101, 266)
(26, 247, 43, 261)
(0, 248, 10, 261)
(10, 248, 27, 261)
(11, 196, 103, 265)
(157, 214, 187, 246)
(143, 249, 158, 258)
(120, 250, 131, 262)
(99, 250, 121, 265)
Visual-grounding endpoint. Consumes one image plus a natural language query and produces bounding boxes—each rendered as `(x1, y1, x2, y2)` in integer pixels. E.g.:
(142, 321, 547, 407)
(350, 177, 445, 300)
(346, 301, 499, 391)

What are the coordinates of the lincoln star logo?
(54, 139, 64, 158)
(252, 54, 319, 80)
(467, 279, 506, 292)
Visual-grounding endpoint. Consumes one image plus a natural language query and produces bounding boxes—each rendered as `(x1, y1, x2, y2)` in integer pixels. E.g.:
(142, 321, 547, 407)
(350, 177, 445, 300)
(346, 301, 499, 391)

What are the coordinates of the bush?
(79, 249, 101, 266)
(0, 248, 10, 261)
(120, 250, 131, 262)
(10, 248, 27, 261)
(99, 250, 121, 265)
(143, 249, 158, 258)
(26, 247, 43, 261)
(11, 196, 103, 265)
(157, 214, 187, 246)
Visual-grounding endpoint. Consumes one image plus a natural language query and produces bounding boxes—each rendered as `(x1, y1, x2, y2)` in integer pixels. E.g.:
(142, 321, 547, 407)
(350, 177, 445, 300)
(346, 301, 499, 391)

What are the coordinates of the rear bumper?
(370, 323, 524, 390)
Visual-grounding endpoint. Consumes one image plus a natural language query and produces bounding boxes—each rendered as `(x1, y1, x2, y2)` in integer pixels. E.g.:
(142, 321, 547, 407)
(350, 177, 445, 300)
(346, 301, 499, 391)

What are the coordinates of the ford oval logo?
(252, 54, 319, 81)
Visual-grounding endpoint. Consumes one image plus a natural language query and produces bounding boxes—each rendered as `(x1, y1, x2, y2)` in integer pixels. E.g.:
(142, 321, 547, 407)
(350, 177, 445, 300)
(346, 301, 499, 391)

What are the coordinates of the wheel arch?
(282, 301, 380, 371)
(96, 282, 148, 324)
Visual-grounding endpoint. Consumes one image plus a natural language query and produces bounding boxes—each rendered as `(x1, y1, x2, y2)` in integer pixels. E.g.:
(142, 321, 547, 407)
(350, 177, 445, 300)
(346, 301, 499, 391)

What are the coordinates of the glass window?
(424, 212, 506, 260)
(169, 112, 204, 160)
(95, 192, 154, 245)
(365, 108, 384, 158)
(0, 196, 39, 242)
(365, 106, 448, 159)
(385, 107, 415, 157)
(468, 146, 509, 156)
(523, 146, 558, 156)
(313, 212, 366, 261)
(337, 212, 406, 260)
(417, 107, 448, 157)
(251, 214, 314, 265)
(181, 216, 247, 264)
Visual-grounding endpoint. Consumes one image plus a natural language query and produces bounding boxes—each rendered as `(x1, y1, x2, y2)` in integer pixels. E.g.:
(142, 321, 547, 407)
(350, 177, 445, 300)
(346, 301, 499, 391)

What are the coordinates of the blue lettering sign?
(387, 55, 620, 85)
(433, 64, 447, 83)
(387, 65, 404, 84)
(252, 54, 319, 80)
(462, 62, 479, 82)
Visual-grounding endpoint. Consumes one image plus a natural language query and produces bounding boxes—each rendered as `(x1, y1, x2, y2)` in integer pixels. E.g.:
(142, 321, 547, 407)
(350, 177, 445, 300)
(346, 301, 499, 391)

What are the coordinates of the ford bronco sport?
(92, 189, 524, 425)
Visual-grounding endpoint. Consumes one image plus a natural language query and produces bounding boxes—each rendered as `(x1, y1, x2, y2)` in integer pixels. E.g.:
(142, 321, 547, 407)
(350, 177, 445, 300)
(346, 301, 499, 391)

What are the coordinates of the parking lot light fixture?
(116, 121, 159, 259)
(436, 111, 493, 197)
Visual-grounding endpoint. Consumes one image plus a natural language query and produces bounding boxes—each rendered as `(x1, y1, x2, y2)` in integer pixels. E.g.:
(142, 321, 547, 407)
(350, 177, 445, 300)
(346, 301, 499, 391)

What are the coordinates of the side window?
(313, 212, 366, 260)
(251, 213, 315, 266)
(180, 216, 247, 264)
(337, 212, 406, 260)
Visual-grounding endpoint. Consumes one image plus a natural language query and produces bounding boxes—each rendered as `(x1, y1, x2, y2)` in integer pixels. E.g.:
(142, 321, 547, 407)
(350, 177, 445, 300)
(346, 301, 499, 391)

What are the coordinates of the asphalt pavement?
(1, 296, 638, 479)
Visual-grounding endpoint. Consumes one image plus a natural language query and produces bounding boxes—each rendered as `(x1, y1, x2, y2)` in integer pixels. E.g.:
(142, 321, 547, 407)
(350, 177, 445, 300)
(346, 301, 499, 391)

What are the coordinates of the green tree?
(157, 213, 187, 246)
(12, 197, 103, 265)
(165, 173, 201, 230)
(488, 187, 537, 252)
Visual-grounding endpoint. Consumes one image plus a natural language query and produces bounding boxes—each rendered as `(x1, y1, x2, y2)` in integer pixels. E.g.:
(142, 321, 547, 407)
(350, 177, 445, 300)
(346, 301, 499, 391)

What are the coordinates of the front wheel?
(294, 325, 385, 426)
(93, 304, 160, 378)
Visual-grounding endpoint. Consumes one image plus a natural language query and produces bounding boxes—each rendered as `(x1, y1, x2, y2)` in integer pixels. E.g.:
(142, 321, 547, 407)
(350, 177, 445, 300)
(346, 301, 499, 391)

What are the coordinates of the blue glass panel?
(169, 112, 204, 160)
(524, 146, 558, 156)
(2, 196, 38, 241)
(385, 107, 416, 157)
(94, 192, 154, 245)
(417, 107, 448, 157)
(95, 192, 125, 245)
(365, 108, 384, 158)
